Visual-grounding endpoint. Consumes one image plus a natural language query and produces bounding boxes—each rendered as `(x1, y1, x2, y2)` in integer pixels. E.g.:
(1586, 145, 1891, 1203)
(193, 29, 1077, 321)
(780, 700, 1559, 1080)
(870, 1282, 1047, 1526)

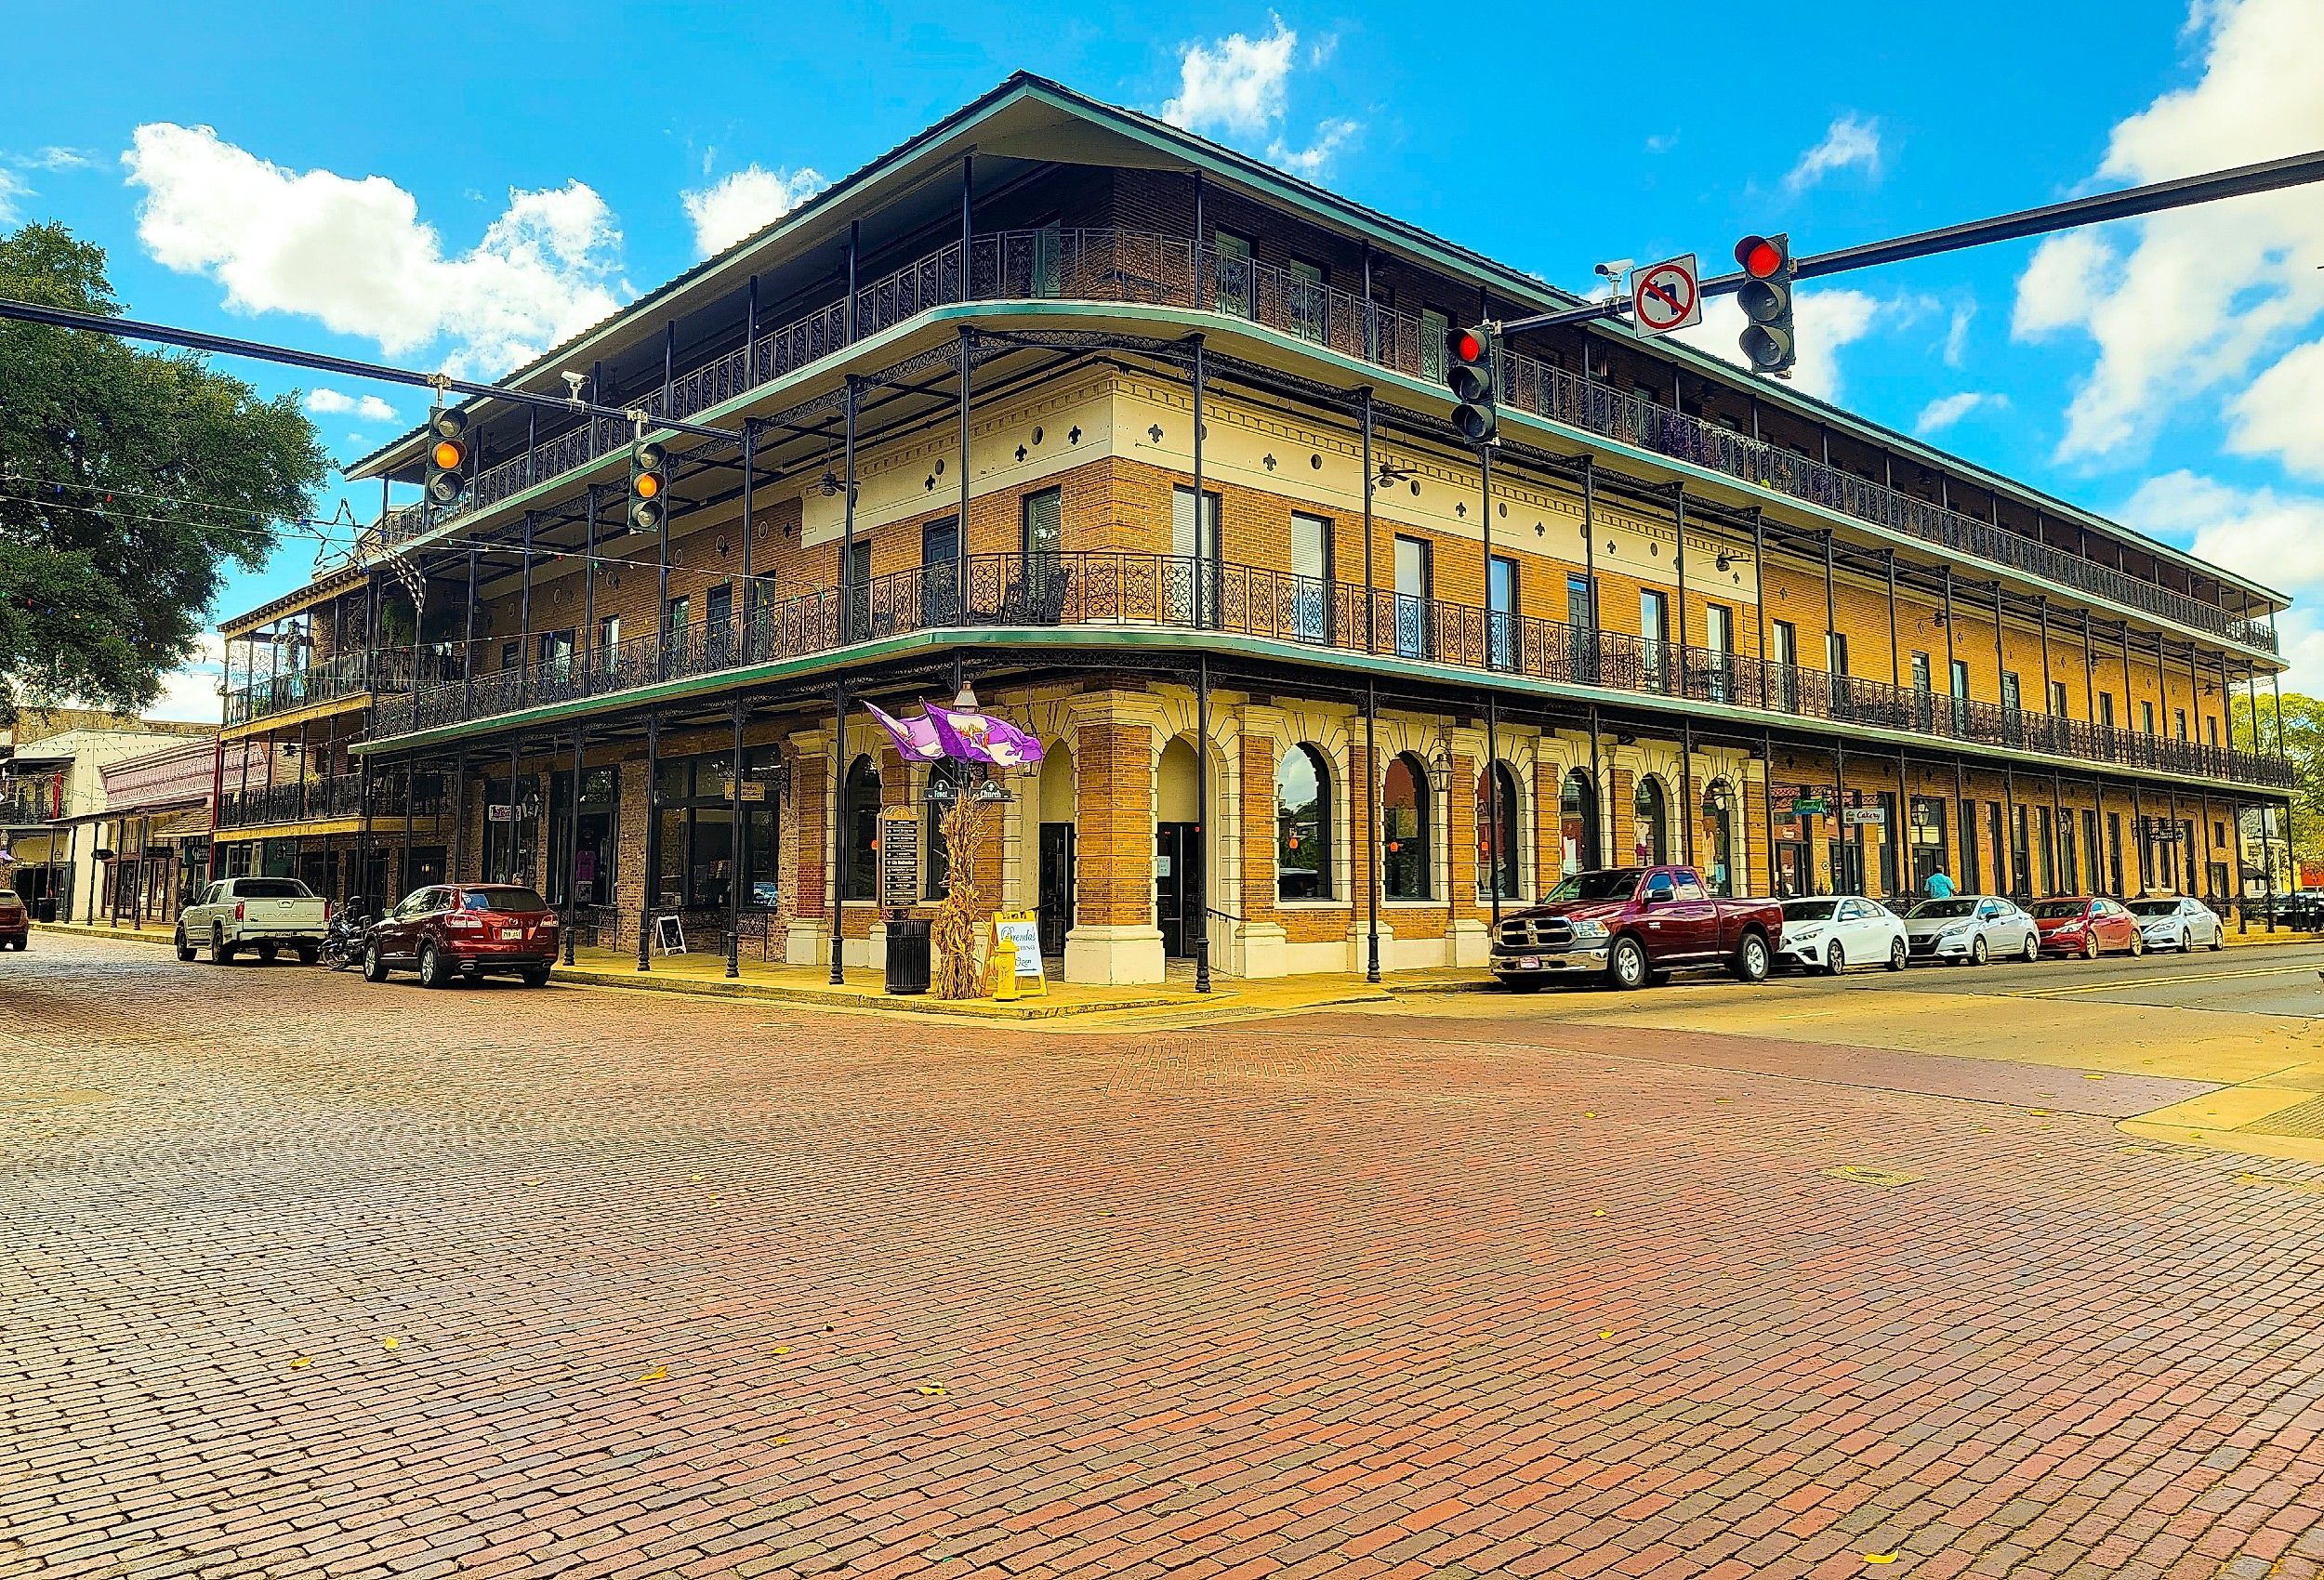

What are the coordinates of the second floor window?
(2142, 701, 2157, 736)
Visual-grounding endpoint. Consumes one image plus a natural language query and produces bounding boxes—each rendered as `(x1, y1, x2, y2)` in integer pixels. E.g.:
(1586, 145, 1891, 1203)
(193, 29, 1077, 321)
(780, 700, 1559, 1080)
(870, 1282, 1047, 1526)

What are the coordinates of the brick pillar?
(785, 731, 829, 965)
(1063, 696, 1163, 984)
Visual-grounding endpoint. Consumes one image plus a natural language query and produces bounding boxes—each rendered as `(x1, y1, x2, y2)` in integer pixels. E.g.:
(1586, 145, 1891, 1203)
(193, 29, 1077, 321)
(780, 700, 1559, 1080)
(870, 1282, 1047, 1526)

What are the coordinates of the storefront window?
(1276, 744, 1330, 901)
(1475, 761, 1521, 901)
(1383, 753, 1431, 900)
(842, 756, 880, 902)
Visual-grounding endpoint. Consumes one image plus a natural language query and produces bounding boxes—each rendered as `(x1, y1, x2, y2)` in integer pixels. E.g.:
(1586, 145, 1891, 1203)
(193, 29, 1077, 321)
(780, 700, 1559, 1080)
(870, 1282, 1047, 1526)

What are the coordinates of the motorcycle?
(320, 897, 376, 972)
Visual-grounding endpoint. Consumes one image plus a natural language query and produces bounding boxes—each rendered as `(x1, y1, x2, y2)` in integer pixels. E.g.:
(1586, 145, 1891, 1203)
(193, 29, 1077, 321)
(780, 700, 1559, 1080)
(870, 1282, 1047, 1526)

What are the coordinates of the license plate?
(1513, 955, 1542, 969)
(500, 927, 522, 941)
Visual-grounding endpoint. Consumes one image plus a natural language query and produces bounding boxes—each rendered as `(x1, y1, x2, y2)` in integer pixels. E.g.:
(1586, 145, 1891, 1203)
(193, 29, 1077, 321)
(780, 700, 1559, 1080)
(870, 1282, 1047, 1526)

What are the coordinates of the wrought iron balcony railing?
(367, 549, 2293, 792)
(226, 649, 424, 728)
(217, 768, 447, 831)
(374, 225, 2275, 653)
(1, 779, 62, 825)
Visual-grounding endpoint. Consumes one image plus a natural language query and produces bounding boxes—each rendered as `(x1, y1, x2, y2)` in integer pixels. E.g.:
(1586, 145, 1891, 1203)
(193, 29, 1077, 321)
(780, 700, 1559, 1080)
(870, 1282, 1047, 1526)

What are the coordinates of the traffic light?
(424, 408, 472, 507)
(627, 438, 668, 534)
(1734, 233, 1796, 377)
(1446, 324, 1499, 445)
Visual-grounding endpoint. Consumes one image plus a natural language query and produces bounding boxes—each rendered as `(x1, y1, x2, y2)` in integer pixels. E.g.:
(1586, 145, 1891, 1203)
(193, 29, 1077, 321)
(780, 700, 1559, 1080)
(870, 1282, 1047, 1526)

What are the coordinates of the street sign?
(1631, 254, 1702, 336)
(1844, 806, 1886, 826)
(879, 807, 920, 908)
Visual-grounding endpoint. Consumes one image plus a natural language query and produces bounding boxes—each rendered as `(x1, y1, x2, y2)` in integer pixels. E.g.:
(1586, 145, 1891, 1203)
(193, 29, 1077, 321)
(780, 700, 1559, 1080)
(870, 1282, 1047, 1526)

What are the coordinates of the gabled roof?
(342, 72, 2285, 610)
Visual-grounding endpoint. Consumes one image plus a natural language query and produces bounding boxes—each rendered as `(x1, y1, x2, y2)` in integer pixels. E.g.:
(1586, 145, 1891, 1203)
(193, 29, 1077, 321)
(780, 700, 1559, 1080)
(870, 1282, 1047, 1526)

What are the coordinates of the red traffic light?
(1735, 234, 1786, 280)
(1450, 327, 1486, 364)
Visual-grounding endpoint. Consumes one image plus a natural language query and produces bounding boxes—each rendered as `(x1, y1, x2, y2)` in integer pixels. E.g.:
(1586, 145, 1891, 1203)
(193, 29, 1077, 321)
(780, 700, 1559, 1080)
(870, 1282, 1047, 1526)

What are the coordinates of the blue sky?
(7, 0, 2322, 714)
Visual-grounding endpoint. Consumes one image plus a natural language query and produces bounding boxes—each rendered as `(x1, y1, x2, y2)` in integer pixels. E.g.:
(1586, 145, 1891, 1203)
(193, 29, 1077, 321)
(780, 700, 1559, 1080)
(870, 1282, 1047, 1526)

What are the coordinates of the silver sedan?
(1902, 895, 2041, 966)
(2125, 896, 2225, 953)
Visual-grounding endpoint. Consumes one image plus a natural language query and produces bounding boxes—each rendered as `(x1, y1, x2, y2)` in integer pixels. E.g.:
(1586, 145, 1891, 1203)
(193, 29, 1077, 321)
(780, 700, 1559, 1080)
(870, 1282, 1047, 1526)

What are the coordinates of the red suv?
(2031, 896, 2146, 959)
(0, 889, 27, 951)
(363, 884, 559, 987)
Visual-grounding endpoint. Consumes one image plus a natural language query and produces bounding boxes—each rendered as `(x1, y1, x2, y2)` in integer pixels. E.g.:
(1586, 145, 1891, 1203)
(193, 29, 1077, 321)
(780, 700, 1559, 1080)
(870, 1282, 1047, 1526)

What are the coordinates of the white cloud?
(123, 122, 625, 376)
(0, 168, 25, 224)
(1915, 390, 2010, 435)
(2227, 336, 2324, 480)
(1784, 112, 1882, 192)
(1644, 131, 1679, 154)
(19, 147, 94, 172)
(1163, 17, 1299, 137)
(1943, 303, 1975, 368)
(138, 635, 228, 724)
(2119, 468, 2324, 691)
(1160, 17, 1362, 180)
(1676, 286, 1882, 402)
(1268, 117, 1360, 180)
(2010, 0, 2324, 467)
(303, 388, 397, 423)
(681, 165, 828, 258)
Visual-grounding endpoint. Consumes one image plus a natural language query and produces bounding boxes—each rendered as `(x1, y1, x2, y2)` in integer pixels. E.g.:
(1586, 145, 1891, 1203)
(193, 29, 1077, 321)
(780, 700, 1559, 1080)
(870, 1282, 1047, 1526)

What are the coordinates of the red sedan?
(0, 889, 27, 951)
(2030, 896, 2146, 959)
(362, 883, 559, 988)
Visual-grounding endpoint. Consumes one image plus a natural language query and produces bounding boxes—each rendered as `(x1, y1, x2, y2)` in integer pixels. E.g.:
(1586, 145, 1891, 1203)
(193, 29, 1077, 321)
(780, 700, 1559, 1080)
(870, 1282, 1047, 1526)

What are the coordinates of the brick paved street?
(9, 933, 2324, 1579)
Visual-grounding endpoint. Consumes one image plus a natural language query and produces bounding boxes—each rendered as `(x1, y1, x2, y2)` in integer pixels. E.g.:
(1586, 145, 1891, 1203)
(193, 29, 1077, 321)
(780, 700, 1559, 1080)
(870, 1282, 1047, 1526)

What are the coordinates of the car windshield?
(1908, 899, 1976, 920)
(1781, 900, 1838, 921)
(0, 890, 19, 904)
(1542, 870, 1643, 903)
(234, 879, 310, 899)
(2030, 901, 2090, 920)
(461, 888, 548, 914)
(2126, 899, 2184, 916)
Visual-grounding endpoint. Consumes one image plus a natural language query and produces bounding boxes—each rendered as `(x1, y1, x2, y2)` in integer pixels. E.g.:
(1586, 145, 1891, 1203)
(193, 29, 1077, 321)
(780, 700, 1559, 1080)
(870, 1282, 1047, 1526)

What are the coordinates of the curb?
(34, 922, 178, 948)
(546, 964, 1186, 1020)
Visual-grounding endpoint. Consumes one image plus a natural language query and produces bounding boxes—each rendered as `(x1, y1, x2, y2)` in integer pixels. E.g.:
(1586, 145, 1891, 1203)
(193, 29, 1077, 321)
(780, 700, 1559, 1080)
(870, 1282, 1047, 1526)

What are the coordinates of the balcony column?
(841, 376, 860, 638)
(957, 327, 973, 619)
(504, 734, 521, 887)
(2083, 608, 2097, 726)
(1884, 550, 1900, 690)
(1951, 757, 1967, 892)
(207, 735, 224, 882)
(2167, 783, 2182, 891)
(1361, 388, 1376, 655)
(1941, 568, 1957, 732)
(354, 750, 371, 907)
(1590, 704, 1607, 881)
(1587, 463, 1605, 670)
(1821, 533, 1837, 694)
(1365, 678, 1381, 983)
(728, 697, 745, 981)
(957, 152, 973, 303)
(1360, 244, 1376, 361)
(2038, 598, 2053, 741)
(2133, 779, 2147, 897)
(1895, 751, 1910, 900)
(740, 421, 757, 656)
(1191, 170, 1205, 310)
(2119, 625, 2136, 757)
(2199, 787, 2215, 904)
(402, 753, 416, 896)
(2270, 671, 2287, 760)
(451, 748, 468, 884)
(2053, 771, 2065, 890)
(1486, 693, 1505, 928)
(1828, 737, 1845, 897)
(1678, 717, 1695, 874)
(462, 547, 479, 721)
(1761, 729, 1777, 897)
(1191, 336, 1207, 629)
(518, 510, 534, 708)
(583, 484, 599, 693)
(1195, 654, 1212, 994)
(655, 449, 673, 675)
(2002, 769, 2018, 899)
(565, 727, 582, 967)
(1748, 506, 1763, 691)
(2154, 630, 2169, 746)
(828, 678, 848, 986)
(1992, 584, 2007, 720)
(639, 713, 659, 973)
(1670, 484, 1688, 697)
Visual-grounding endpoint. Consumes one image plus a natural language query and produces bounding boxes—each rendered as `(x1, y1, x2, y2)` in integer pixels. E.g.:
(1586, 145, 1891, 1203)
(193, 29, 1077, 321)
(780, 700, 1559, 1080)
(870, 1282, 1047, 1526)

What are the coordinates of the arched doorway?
(1560, 769, 1600, 877)
(1701, 779, 1736, 895)
(1632, 775, 1670, 865)
(1037, 743, 1075, 955)
(1155, 735, 1217, 958)
(1475, 760, 1522, 901)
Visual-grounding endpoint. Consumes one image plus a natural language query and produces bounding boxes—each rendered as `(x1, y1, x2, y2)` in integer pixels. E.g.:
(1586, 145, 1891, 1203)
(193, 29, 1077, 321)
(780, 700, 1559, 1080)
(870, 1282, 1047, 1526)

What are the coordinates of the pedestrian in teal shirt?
(1926, 868, 1955, 900)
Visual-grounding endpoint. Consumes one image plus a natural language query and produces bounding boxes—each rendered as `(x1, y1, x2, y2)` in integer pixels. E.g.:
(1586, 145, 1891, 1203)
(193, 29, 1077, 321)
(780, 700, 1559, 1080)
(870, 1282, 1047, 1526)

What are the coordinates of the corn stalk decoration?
(930, 794, 996, 998)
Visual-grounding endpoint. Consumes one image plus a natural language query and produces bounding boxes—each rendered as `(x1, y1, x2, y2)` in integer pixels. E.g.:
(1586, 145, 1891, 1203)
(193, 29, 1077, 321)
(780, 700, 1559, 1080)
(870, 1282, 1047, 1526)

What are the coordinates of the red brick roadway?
(6, 934, 2324, 1580)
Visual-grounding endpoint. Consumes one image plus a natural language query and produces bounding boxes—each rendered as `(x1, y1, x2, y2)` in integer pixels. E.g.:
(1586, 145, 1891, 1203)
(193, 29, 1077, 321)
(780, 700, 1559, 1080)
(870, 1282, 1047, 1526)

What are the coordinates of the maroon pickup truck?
(1490, 865, 1784, 991)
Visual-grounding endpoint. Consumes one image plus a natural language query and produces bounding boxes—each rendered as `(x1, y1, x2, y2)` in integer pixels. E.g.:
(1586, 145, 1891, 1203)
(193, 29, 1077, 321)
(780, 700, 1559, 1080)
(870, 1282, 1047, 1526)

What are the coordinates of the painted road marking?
(2021, 961, 2324, 997)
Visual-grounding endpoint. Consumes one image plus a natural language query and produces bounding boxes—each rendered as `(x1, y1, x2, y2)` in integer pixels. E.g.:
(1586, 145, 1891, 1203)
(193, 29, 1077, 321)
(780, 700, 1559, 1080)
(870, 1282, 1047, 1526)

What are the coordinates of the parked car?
(2032, 896, 2145, 958)
(177, 876, 332, 964)
(1901, 895, 2040, 966)
(2125, 895, 2226, 953)
(363, 883, 559, 988)
(0, 889, 27, 951)
(2279, 889, 2324, 930)
(1776, 895, 1908, 975)
(1490, 864, 1783, 991)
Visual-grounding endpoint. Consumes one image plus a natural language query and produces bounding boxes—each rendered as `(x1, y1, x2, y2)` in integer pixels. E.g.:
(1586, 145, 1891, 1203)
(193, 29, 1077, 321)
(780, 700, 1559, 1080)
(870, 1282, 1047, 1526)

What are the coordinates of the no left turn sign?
(1631, 254, 1701, 336)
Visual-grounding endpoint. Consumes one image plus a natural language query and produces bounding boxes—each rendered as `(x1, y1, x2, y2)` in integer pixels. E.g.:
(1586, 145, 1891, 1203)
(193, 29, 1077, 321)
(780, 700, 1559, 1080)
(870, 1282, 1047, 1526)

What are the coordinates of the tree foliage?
(2233, 690, 2322, 866)
(0, 221, 330, 723)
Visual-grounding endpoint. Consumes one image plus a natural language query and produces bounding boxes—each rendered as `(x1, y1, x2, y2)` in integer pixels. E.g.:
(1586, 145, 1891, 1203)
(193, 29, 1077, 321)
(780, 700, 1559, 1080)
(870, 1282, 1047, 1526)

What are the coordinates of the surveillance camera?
(561, 371, 587, 402)
(1594, 258, 1635, 283)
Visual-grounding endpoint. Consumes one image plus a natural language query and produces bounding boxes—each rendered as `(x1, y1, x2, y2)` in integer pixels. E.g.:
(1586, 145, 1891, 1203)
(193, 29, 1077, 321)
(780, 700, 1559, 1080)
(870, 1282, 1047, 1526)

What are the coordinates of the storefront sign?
(879, 808, 920, 908)
(487, 804, 515, 823)
(1791, 797, 1829, 817)
(988, 911, 1046, 1000)
(1842, 806, 1886, 826)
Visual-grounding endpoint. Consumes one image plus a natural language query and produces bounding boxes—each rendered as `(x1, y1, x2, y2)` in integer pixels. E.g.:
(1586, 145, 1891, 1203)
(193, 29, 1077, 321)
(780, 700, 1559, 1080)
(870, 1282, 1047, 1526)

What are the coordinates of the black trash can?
(32, 897, 56, 923)
(884, 915, 931, 996)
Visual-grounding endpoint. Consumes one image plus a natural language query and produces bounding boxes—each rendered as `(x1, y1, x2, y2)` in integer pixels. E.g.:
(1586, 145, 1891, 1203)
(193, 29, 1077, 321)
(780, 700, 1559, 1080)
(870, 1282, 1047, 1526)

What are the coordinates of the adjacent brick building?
(212, 75, 2299, 984)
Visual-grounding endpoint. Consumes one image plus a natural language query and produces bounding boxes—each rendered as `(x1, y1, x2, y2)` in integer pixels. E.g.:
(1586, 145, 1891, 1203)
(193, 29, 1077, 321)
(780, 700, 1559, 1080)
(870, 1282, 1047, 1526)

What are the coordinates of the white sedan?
(1902, 895, 2041, 966)
(2124, 896, 2225, 953)
(1777, 895, 1909, 974)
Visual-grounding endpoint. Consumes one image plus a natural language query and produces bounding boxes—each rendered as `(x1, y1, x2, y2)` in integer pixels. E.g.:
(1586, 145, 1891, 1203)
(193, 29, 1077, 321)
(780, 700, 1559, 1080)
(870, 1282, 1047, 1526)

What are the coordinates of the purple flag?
(925, 701, 1046, 769)
(861, 698, 944, 762)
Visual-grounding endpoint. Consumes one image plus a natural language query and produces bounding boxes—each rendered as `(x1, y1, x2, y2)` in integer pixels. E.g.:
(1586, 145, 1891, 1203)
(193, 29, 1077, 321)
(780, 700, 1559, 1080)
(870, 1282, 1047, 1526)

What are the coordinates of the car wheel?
(2129, 931, 2145, 957)
(2209, 926, 2225, 952)
(175, 926, 195, 963)
(256, 942, 278, 964)
(210, 926, 235, 966)
(1887, 936, 1908, 972)
(1824, 941, 1846, 977)
(296, 945, 319, 967)
(363, 942, 390, 983)
(520, 966, 552, 989)
(2083, 933, 2099, 961)
(418, 941, 451, 989)
(1971, 936, 1989, 967)
(1608, 936, 1649, 991)
(2021, 933, 2040, 964)
(2174, 928, 2189, 953)
(1732, 932, 1771, 983)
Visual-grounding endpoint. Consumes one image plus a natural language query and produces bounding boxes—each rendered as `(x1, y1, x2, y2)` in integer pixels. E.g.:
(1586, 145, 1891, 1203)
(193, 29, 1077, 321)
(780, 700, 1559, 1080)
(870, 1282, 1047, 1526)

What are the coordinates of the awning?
(147, 807, 216, 842)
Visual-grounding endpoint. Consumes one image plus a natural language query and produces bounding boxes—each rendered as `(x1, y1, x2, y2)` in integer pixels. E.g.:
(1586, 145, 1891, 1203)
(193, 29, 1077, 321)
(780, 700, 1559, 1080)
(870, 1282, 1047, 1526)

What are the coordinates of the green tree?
(0, 221, 330, 723)
(2232, 690, 2323, 871)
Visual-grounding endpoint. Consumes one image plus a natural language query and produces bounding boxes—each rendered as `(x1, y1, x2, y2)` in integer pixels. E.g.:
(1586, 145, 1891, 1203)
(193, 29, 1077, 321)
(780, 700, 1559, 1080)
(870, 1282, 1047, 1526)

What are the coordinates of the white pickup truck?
(177, 876, 332, 965)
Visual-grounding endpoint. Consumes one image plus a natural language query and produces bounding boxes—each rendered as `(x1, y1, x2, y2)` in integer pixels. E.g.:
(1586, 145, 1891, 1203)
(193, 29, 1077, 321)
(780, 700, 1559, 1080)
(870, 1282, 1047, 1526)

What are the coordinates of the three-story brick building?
(212, 74, 2299, 984)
